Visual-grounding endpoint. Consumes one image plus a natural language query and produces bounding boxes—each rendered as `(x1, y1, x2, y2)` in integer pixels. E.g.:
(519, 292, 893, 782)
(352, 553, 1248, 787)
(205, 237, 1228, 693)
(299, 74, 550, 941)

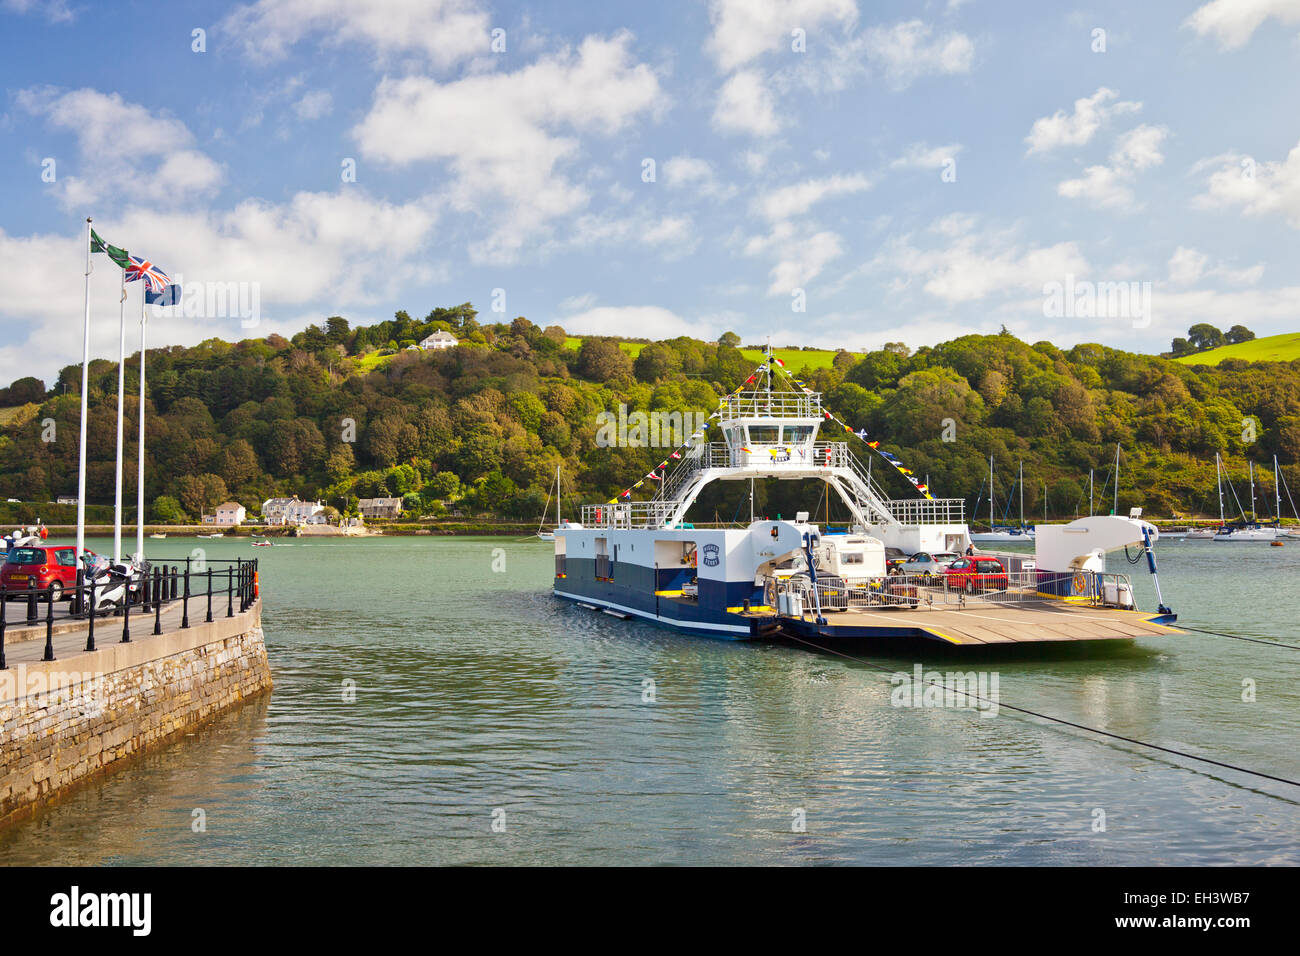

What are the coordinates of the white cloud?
(663, 154, 737, 199)
(1111, 124, 1167, 171)
(929, 213, 977, 237)
(1058, 165, 1134, 208)
(867, 222, 1090, 304)
(754, 174, 872, 221)
(2, 0, 72, 21)
(0, 188, 442, 384)
(294, 90, 334, 120)
(222, 0, 490, 67)
(1168, 246, 1265, 286)
(712, 69, 780, 136)
(663, 155, 713, 187)
(706, 0, 858, 71)
(352, 32, 664, 263)
(561, 305, 714, 340)
(862, 20, 975, 90)
(1184, 0, 1300, 50)
(541, 211, 698, 259)
(1194, 140, 1300, 226)
(744, 222, 847, 294)
(890, 142, 964, 170)
(1025, 88, 1141, 155)
(17, 87, 224, 208)
(1168, 246, 1209, 284)
(1057, 124, 1167, 210)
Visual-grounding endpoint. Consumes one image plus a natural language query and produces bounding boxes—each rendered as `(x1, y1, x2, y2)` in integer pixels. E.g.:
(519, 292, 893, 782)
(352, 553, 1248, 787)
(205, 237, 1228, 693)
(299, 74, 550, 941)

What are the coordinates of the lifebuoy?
(1071, 572, 1086, 595)
(764, 579, 776, 608)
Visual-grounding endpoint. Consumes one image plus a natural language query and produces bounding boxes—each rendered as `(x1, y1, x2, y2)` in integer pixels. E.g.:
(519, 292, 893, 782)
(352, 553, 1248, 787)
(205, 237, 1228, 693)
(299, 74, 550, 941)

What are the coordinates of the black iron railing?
(0, 557, 258, 668)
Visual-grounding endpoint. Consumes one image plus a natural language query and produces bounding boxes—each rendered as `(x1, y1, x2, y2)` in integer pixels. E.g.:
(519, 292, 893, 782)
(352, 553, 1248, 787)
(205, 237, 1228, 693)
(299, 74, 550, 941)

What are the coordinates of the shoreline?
(21, 518, 1295, 540)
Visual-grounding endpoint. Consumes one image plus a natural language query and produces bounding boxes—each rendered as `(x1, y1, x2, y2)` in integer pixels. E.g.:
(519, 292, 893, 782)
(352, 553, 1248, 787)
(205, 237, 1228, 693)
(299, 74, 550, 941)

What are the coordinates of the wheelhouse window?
(782, 425, 814, 443)
(746, 425, 780, 444)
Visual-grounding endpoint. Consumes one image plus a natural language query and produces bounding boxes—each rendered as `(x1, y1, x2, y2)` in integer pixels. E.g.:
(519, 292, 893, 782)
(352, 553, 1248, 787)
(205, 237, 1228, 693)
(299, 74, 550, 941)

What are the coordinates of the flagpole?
(76, 217, 92, 571)
(136, 291, 147, 562)
(113, 268, 126, 563)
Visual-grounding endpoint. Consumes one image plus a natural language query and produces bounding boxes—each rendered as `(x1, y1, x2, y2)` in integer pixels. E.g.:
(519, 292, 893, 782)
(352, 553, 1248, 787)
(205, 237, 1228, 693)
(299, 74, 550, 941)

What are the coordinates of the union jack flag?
(125, 255, 172, 294)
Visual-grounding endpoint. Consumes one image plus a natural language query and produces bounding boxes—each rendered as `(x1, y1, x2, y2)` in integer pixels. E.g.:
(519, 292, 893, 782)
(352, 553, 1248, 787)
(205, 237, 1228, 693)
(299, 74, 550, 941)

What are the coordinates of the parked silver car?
(898, 551, 961, 578)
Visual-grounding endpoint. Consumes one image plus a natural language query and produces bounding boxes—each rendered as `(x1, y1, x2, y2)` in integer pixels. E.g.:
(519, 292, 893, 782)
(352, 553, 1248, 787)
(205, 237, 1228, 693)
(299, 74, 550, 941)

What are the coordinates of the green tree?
(577, 338, 632, 382)
(1225, 325, 1255, 345)
(151, 495, 187, 523)
(174, 473, 229, 518)
(1187, 323, 1224, 351)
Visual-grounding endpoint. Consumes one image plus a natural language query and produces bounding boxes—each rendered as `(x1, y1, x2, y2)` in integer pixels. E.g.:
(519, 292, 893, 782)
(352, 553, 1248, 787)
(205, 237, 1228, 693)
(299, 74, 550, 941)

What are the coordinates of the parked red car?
(940, 555, 1008, 593)
(1, 545, 93, 600)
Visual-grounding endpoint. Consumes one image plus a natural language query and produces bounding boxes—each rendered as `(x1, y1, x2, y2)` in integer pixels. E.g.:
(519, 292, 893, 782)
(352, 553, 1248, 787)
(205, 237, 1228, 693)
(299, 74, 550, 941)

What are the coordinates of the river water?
(1, 535, 1296, 865)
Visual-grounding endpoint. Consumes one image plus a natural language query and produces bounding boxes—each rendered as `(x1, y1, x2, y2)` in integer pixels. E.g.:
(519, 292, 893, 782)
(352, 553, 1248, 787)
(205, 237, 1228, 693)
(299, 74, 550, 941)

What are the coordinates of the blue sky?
(2, 0, 1300, 384)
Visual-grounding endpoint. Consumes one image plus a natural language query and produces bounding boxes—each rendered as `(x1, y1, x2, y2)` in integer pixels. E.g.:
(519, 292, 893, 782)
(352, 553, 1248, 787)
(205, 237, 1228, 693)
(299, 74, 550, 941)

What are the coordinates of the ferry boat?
(552, 352, 1177, 647)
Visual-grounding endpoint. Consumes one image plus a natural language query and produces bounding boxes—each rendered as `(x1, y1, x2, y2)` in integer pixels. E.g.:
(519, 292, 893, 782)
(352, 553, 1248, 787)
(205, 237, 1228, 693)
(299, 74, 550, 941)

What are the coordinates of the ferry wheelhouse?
(553, 354, 1177, 646)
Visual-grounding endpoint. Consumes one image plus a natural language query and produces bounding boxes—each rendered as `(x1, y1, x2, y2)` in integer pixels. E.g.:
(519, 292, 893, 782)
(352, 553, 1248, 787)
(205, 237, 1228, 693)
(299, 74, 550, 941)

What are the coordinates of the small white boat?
(1213, 525, 1276, 541)
(1184, 527, 1218, 539)
(197, 533, 224, 539)
(970, 527, 1035, 543)
(149, 532, 167, 539)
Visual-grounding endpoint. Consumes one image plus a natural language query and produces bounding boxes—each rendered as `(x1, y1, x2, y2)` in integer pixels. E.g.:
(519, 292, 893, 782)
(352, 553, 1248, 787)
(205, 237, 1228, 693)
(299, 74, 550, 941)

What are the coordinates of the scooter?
(81, 554, 147, 615)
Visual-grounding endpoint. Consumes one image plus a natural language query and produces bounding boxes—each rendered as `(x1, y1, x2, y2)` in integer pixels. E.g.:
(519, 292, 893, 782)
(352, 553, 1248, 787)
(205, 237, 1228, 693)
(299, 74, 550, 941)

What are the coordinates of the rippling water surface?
(1, 535, 1297, 865)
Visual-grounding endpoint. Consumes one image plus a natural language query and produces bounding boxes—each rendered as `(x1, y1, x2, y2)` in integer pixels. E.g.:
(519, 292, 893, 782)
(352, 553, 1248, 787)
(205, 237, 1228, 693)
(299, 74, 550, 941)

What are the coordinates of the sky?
(2, 0, 1300, 385)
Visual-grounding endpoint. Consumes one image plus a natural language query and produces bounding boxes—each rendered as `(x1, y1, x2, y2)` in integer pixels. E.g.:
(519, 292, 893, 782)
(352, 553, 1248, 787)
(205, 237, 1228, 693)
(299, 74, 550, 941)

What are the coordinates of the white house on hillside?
(203, 502, 246, 526)
(262, 496, 327, 525)
(419, 330, 458, 350)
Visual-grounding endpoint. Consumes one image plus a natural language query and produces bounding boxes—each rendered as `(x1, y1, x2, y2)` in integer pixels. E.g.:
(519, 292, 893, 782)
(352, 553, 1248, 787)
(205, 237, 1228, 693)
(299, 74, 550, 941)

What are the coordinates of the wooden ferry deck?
(757, 598, 1180, 646)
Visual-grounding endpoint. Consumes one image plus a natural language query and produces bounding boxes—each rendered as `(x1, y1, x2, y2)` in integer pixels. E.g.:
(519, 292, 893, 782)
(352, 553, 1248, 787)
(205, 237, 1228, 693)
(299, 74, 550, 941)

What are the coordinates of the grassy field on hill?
(562, 337, 840, 371)
(1175, 332, 1300, 366)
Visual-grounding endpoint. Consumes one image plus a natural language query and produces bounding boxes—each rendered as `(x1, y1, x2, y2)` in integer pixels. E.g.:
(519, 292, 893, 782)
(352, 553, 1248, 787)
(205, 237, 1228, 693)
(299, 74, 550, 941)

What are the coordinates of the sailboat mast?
(556, 464, 562, 525)
(1019, 460, 1024, 528)
(1113, 443, 1120, 515)
(989, 455, 994, 528)
(1276, 454, 1282, 521)
(1216, 453, 1225, 525)
(1089, 469, 1094, 517)
(1249, 461, 1256, 520)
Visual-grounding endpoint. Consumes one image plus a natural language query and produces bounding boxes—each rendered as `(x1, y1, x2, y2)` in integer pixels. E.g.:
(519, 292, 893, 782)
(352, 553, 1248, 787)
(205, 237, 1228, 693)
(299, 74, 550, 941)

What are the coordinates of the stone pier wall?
(0, 604, 272, 827)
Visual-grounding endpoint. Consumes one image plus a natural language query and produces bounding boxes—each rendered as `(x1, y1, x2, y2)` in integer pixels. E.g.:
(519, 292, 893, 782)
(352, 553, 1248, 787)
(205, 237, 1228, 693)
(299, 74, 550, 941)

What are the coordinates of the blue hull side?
(554, 556, 755, 639)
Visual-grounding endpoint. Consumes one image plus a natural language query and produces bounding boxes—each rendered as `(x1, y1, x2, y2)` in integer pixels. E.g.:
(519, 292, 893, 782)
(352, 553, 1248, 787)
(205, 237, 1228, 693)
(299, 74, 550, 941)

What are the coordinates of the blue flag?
(145, 283, 181, 307)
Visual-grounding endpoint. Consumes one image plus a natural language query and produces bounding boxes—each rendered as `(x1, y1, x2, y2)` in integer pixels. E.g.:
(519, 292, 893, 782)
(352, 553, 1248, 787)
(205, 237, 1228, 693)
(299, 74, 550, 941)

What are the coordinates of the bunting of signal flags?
(604, 351, 936, 503)
(772, 359, 936, 500)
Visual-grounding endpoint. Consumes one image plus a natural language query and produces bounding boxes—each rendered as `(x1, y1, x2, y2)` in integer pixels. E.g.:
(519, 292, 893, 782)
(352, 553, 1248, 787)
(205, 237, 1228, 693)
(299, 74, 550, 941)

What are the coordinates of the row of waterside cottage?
(199, 495, 406, 526)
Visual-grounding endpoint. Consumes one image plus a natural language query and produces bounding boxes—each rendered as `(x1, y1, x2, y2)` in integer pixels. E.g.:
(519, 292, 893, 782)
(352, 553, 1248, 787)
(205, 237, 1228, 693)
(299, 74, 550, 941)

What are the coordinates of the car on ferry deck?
(940, 555, 1008, 593)
(899, 551, 960, 579)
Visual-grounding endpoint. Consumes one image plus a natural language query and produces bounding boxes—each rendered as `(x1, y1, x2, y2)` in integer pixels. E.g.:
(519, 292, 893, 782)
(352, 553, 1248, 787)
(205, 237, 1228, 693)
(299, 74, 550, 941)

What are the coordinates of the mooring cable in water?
(781, 632, 1300, 790)
(1175, 624, 1300, 650)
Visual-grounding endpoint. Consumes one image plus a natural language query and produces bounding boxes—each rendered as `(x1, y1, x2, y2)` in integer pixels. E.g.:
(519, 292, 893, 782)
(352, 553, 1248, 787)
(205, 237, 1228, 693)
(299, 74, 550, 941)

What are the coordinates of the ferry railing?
(1088, 572, 1136, 609)
(0, 557, 258, 667)
(775, 567, 1076, 615)
(718, 390, 822, 421)
(880, 498, 967, 526)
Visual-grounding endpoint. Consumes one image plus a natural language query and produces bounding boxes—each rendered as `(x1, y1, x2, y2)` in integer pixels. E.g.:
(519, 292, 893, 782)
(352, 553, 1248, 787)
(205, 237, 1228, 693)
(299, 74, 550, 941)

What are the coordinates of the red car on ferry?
(939, 555, 1009, 593)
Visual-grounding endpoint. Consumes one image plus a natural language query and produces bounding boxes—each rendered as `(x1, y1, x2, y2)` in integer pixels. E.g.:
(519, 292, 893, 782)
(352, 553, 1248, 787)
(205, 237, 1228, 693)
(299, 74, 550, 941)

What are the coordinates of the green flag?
(90, 228, 130, 270)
